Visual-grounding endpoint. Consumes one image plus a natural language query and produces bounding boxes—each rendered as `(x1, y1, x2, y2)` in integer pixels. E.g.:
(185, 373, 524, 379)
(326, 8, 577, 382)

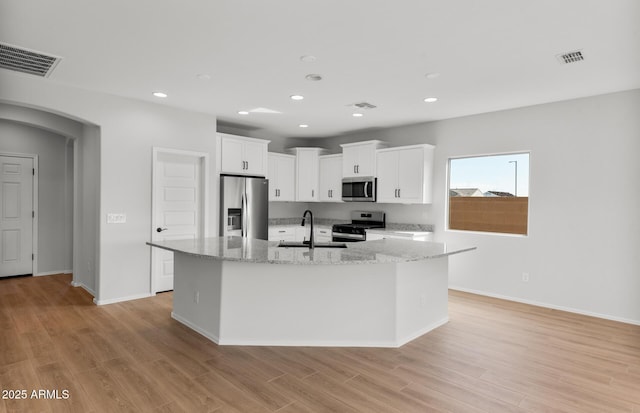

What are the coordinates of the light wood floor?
(1, 274, 639, 413)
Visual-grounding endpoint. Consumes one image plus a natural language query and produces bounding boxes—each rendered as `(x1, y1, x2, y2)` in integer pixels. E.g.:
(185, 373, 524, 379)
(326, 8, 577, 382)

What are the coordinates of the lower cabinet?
(316, 227, 332, 243)
(269, 226, 332, 243)
(268, 227, 296, 242)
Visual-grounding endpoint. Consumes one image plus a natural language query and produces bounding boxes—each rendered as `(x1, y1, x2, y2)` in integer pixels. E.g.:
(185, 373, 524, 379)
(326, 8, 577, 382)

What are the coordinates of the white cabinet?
(268, 226, 296, 242)
(316, 227, 332, 243)
(376, 144, 435, 204)
(341, 140, 387, 178)
(291, 147, 324, 202)
(268, 153, 295, 201)
(319, 154, 343, 202)
(219, 133, 269, 176)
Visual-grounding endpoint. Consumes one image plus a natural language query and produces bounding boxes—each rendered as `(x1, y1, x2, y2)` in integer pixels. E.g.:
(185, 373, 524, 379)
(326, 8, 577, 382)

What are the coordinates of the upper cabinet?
(376, 144, 435, 204)
(319, 154, 343, 202)
(291, 147, 324, 202)
(267, 153, 295, 202)
(340, 140, 387, 178)
(219, 133, 269, 177)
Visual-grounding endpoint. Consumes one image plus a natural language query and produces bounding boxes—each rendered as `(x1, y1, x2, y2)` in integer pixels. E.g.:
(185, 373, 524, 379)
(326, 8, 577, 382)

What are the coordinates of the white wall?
(0, 120, 73, 274)
(1, 72, 218, 304)
(434, 90, 640, 324)
(292, 89, 640, 324)
(74, 124, 100, 294)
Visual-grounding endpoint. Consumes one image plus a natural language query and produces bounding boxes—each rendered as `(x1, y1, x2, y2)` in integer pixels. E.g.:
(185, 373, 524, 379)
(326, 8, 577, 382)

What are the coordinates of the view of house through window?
(448, 153, 529, 235)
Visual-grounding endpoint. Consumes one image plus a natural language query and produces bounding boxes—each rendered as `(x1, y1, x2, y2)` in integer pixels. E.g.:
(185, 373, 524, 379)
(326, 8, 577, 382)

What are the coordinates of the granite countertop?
(147, 236, 475, 265)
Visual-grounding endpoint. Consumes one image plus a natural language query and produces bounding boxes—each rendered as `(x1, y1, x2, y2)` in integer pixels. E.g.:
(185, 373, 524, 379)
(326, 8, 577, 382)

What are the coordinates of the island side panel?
(172, 253, 223, 343)
(218, 261, 398, 347)
(395, 257, 449, 346)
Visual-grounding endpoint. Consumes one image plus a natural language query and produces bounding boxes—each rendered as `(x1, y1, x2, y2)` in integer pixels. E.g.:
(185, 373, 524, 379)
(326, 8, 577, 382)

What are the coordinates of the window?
(448, 153, 529, 235)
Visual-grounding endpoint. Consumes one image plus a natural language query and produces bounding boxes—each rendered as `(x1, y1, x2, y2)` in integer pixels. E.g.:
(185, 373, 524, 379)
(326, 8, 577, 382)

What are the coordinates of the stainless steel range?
(331, 211, 385, 242)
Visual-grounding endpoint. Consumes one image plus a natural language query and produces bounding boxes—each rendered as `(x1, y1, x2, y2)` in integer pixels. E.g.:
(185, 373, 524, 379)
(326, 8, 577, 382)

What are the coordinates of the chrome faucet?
(301, 209, 315, 249)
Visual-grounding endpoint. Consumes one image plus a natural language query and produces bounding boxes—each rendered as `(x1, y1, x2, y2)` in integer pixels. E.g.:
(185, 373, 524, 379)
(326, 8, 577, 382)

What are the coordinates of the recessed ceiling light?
(196, 73, 211, 80)
(352, 113, 364, 117)
(152, 92, 168, 98)
(300, 55, 317, 63)
(425, 72, 440, 79)
(305, 74, 322, 81)
(424, 97, 438, 103)
(290, 95, 304, 101)
(299, 124, 309, 128)
(238, 111, 249, 115)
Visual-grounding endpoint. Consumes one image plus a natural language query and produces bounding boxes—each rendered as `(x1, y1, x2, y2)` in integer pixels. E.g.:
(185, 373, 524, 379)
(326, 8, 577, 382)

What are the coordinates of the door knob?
(156, 227, 168, 232)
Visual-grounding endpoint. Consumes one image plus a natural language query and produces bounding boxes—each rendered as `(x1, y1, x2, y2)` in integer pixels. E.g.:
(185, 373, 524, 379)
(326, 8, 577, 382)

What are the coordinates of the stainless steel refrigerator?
(220, 175, 269, 240)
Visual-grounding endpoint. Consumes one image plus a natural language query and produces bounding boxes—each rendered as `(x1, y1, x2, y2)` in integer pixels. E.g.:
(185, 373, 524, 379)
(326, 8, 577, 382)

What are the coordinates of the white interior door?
(152, 151, 205, 292)
(0, 156, 34, 277)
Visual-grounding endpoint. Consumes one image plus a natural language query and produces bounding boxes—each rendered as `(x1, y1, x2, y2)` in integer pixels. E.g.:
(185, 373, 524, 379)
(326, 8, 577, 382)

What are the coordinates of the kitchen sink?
(277, 241, 347, 249)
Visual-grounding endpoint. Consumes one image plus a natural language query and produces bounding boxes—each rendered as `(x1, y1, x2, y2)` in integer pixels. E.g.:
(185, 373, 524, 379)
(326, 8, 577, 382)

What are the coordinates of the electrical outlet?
(522, 272, 530, 282)
(194, 291, 199, 304)
(107, 213, 127, 224)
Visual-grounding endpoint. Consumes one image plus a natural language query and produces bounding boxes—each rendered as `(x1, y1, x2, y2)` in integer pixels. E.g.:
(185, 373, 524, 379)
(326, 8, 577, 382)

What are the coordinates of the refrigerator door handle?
(244, 191, 250, 236)
(241, 193, 247, 237)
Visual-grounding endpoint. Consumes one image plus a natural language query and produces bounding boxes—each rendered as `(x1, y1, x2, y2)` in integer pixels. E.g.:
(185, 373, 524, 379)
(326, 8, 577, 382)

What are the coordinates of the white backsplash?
(269, 201, 433, 227)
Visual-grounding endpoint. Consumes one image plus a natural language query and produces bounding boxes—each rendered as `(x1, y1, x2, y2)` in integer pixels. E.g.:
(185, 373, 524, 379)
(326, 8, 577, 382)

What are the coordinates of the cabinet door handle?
(395, 189, 398, 198)
(398, 188, 401, 198)
(353, 165, 356, 174)
(312, 189, 314, 197)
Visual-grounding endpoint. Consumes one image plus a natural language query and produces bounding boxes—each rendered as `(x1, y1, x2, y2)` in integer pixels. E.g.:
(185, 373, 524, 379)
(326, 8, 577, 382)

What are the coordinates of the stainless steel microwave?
(342, 177, 376, 202)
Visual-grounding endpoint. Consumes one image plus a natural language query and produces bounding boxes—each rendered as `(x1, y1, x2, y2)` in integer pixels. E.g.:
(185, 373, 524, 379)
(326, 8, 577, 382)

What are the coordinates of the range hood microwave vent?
(0, 42, 62, 77)
(556, 50, 584, 64)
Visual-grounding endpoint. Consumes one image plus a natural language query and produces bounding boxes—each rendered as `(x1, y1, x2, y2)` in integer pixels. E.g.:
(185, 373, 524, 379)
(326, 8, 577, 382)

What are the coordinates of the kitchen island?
(147, 237, 475, 347)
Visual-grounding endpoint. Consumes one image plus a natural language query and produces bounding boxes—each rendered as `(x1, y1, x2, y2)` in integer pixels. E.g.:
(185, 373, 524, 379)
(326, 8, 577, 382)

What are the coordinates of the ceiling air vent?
(557, 50, 584, 64)
(0, 42, 61, 77)
(351, 102, 377, 110)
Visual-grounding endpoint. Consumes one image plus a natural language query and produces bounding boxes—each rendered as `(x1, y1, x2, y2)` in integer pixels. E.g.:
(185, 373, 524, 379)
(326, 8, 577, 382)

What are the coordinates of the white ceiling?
(1, 0, 639, 138)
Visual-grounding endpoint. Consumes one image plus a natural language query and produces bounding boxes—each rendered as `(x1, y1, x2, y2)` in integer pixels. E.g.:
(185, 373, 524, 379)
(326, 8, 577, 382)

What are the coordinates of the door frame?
(0, 152, 39, 276)
(151, 147, 209, 294)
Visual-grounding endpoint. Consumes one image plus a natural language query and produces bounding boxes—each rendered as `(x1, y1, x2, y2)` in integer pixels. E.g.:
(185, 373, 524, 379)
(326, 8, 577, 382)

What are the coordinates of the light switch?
(107, 213, 127, 224)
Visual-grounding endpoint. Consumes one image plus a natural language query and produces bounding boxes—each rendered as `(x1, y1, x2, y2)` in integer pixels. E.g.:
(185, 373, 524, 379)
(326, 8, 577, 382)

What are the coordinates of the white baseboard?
(71, 280, 96, 297)
(171, 312, 221, 344)
(171, 310, 444, 348)
(449, 285, 640, 326)
(94, 292, 154, 305)
(397, 317, 449, 347)
(35, 270, 73, 277)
